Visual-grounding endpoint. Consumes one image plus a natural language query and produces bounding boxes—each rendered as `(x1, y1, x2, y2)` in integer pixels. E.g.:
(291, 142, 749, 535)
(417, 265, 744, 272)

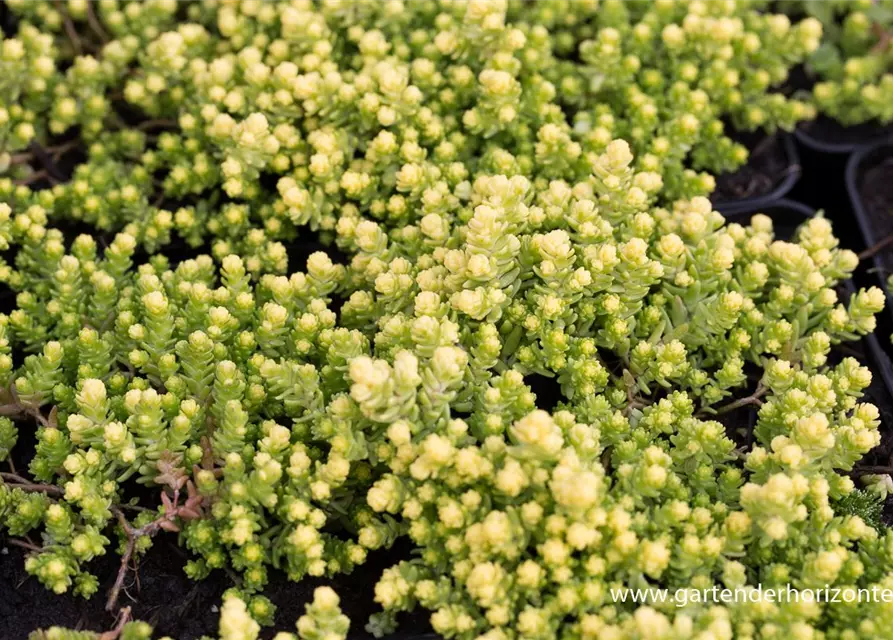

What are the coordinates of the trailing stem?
(0, 471, 64, 497)
(106, 483, 204, 612)
(98, 607, 133, 640)
(706, 383, 767, 416)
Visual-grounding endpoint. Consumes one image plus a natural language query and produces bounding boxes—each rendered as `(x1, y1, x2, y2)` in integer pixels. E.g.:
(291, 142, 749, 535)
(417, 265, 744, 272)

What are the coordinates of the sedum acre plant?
(0, 150, 889, 638)
(782, 0, 893, 126)
(0, 1, 890, 639)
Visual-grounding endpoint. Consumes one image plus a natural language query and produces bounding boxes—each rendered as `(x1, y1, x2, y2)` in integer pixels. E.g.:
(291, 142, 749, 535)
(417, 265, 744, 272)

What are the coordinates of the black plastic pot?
(723, 198, 814, 226)
(712, 134, 801, 215)
(846, 142, 893, 399)
(795, 117, 893, 156)
(726, 198, 893, 402)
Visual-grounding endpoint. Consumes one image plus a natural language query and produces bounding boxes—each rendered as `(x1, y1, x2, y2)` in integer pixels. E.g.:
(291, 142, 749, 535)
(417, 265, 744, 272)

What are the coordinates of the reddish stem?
(6, 538, 43, 553)
(711, 383, 767, 416)
(859, 232, 893, 261)
(98, 607, 132, 640)
(0, 472, 64, 497)
(106, 487, 202, 612)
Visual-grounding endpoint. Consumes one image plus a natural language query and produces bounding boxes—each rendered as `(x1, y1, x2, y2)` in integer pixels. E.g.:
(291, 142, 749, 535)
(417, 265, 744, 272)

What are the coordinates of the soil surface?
(0, 532, 435, 639)
(798, 116, 893, 150)
(713, 134, 795, 204)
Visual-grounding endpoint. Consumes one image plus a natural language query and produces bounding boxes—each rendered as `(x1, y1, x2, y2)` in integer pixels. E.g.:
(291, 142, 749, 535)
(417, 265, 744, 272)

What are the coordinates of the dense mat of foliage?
(0, 1, 891, 639)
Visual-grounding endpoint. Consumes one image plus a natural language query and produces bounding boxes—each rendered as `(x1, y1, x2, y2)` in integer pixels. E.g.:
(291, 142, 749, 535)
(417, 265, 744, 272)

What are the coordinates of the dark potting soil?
(0, 534, 434, 640)
(712, 134, 794, 202)
(799, 116, 893, 149)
